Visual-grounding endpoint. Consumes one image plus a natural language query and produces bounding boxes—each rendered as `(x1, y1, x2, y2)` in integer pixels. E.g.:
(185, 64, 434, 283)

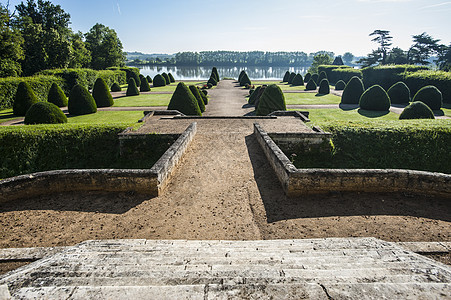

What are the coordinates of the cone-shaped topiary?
(208, 76, 218, 86)
(254, 85, 267, 108)
(332, 56, 344, 65)
(139, 74, 145, 82)
(287, 72, 296, 84)
(318, 79, 330, 95)
(239, 73, 251, 86)
(130, 71, 141, 87)
(305, 79, 317, 91)
(146, 75, 153, 84)
(210, 71, 218, 82)
(126, 78, 140, 96)
(168, 73, 175, 83)
(359, 85, 391, 111)
(198, 87, 208, 105)
(140, 77, 151, 92)
(212, 67, 219, 82)
(412, 85, 442, 110)
(238, 70, 246, 82)
(341, 76, 365, 104)
(304, 72, 312, 83)
(189, 85, 205, 112)
(292, 74, 304, 86)
(111, 82, 122, 92)
(335, 80, 346, 90)
(311, 73, 319, 84)
(282, 71, 290, 82)
(162, 73, 170, 85)
(24, 102, 67, 124)
(68, 84, 97, 115)
(399, 101, 435, 119)
(256, 84, 286, 116)
(13, 81, 39, 116)
(47, 83, 68, 107)
(167, 82, 201, 116)
(387, 81, 410, 104)
(318, 71, 327, 84)
(153, 74, 166, 87)
(92, 77, 114, 107)
(248, 86, 261, 105)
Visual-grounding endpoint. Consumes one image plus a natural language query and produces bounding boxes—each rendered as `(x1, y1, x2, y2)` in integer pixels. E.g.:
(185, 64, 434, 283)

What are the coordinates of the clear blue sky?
(5, 0, 451, 56)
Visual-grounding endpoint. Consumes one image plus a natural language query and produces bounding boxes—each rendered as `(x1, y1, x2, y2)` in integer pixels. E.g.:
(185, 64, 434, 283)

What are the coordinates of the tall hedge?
(318, 79, 330, 95)
(24, 102, 67, 125)
(361, 65, 429, 90)
(412, 85, 443, 110)
(341, 76, 365, 104)
(239, 73, 251, 86)
(126, 78, 140, 96)
(399, 101, 435, 120)
(153, 74, 166, 87)
(107, 66, 139, 86)
(68, 84, 97, 115)
(189, 85, 205, 113)
(359, 85, 391, 111)
(318, 71, 328, 84)
(162, 73, 171, 85)
(404, 70, 451, 104)
(13, 81, 39, 116)
(47, 83, 68, 107)
(140, 77, 151, 92)
(256, 84, 286, 116)
(282, 71, 290, 82)
(167, 82, 201, 116)
(292, 74, 304, 86)
(387, 81, 410, 104)
(330, 68, 363, 84)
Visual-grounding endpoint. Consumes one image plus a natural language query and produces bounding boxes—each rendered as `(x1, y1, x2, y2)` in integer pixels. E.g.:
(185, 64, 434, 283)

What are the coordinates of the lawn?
(122, 81, 207, 93)
(301, 108, 400, 123)
(251, 80, 306, 91)
(285, 93, 341, 105)
(67, 111, 145, 124)
(113, 93, 171, 107)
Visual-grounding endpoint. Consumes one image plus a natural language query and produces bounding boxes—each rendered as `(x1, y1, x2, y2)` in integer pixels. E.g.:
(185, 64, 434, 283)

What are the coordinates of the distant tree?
(357, 50, 382, 68)
(308, 53, 333, 73)
(386, 47, 408, 65)
(436, 43, 451, 71)
(407, 32, 441, 65)
(0, 3, 24, 77)
(369, 30, 392, 65)
(68, 31, 91, 68)
(85, 23, 125, 69)
(342, 52, 354, 65)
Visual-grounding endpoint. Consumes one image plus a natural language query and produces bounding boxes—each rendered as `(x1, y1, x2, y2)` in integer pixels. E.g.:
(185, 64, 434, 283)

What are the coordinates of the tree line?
(0, 0, 125, 77)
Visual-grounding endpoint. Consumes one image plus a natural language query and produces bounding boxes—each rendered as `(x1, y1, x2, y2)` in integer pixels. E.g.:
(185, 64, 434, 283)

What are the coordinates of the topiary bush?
(359, 85, 391, 111)
(68, 84, 97, 115)
(318, 71, 328, 84)
(399, 101, 435, 119)
(292, 74, 304, 86)
(311, 73, 319, 84)
(239, 73, 251, 86)
(167, 82, 201, 116)
(126, 78, 140, 96)
(287, 72, 296, 84)
(111, 82, 122, 92)
(341, 76, 365, 104)
(335, 80, 346, 90)
(318, 79, 330, 95)
(140, 77, 151, 92)
(153, 74, 166, 87)
(304, 72, 312, 83)
(248, 86, 261, 105)
(412, 85, 443, 110)
(256, 84, 286, 116)
(282, 71, 290, 82)
(92, 77, 114, 107)
(146, 75, 153, 84)
(168, 73, 175, 83)
(212, 67, 219, 82)
(198, 87, 208, 105)
(130, 70, 141, 87)
(208, 76, 218, 86)
(24, 102, 67, 124)
(189, 85, 205, 112)
(305, 79, 317, 91)
(13, 82, 39, 116)
(162, 73, 171, 85)
(238, 70, 246, 82)
(387, 81, 410, 104)
(332, 56, 344, 65)
(47, 83, 68, 107)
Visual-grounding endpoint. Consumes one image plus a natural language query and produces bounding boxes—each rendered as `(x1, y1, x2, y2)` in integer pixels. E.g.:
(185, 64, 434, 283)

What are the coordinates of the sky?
(4, 0, 451, 56)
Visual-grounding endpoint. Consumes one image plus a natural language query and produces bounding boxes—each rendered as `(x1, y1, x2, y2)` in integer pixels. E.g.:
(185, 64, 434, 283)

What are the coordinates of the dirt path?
(204, 80, 254, 116)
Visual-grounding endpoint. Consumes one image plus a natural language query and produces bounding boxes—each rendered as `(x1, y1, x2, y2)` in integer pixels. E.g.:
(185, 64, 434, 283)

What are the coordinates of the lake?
(132, 65, 309, 81)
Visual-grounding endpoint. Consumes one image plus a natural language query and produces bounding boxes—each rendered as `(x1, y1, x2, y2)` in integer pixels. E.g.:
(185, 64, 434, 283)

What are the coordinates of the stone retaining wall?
(254, 123, 451, 197)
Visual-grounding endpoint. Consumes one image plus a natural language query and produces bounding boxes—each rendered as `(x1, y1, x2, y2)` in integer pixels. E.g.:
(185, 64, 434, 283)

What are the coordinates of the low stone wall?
(0, 123, 197, 203)
(254, 123, 451, 197)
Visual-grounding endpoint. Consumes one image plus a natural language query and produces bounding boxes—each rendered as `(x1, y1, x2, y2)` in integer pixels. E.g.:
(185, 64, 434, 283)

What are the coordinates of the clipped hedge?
(399, 101, 435, 120)
(317, 65, 360, 84)
(311, 73, 319, 84)
(387, 81, 410, 104)
(335, 80, 346, 90)
(48, 82, 68, 107)
(92, 77, 114, 107)
(248, 86, 261, 105)
(162, 73, 171, 85)
(106, 66, 139, 86)
(318, 71, 328, 84)
(287, 72, 296, 84)
(198, 87, 208, 105)
(291, 74, 304, 86)
(168, 73, 175, 83)
(212, 67, 219, 82)
(167, 82, 201, 116)
(304, 73, 312, 83)
(256, 84, 286, 116)
(153, 74, 166, 87)
(359, 85, 391, 111)
(404, 70, 451, 104)
(189, 85, 205, 112)
(318, 79, 330, 95)
(238, 70, 246, 82)
(111, 82, 122, 92)
(140, 77, 151, 92)
(68, 84, 97, 115)
(24, 102, 67, 125)
(305, 79, 317, 91)
(239, 73, 251, 86)
(126, 78, 140, 96)
(412, 85, 443, 110)
(361, 65, 429, 90)
(341, 76, 365, 104)
(282, 71, 290, 82)
(13, 82, 39, 116)
(146, 75, 153, 84)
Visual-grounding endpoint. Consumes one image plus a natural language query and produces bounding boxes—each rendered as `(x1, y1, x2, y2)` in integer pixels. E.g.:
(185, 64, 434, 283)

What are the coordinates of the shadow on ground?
(339, 103, 358, 111)
(358, 109, 390, 118)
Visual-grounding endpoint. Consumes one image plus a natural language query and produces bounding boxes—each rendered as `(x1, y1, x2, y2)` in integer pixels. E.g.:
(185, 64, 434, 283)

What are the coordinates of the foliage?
(168, 73, 175, 83)
(317, 65, 354, 84)
(68, 84, 97, 115)
(310, 73, 319, 84)
(212, 67, 219, 82)
(13, 81, 39, 116)
(305, 79, 317, 91)
(92, 77, 114, 107)
(24, 101, 67, 124)
(407, 32, 441, 65)
(126, 78, 140, 96)
(386, 47, 408, 65)
(437, 43, 451, 71)
(239, 72, 251, 86)
(387, 81, 410, 104)
(189, 85, 205, 112)
(291, 74, 304, 86)
(318, 79, 330, 95)
(167, 82, 201, 116)
(342, 52, 354, 65)
(341, 76, 365, 104)
(139, 76, 151, 92)
(107, 66, 139, 86)
(308, 53, 333, 74)
(162, 72, 170, 85)
(110, 82, 121, 92)
(359, 85, 391, 111)
(404, 70, 451, 104)
(304, 72, 311, 83)
(153, 74, 166, 87)
(238, 70, 246, 81)
(256, 84, 286, 116)
(287, 72, 296, 84)
(370, 30, 393, 64)
(318, 71, 327, 83)
(146, 75, 153, 83)
(335, 80, 346, 90)
(208, 76, 218, 86)
(332, 56, 344, 65)
(47, 82, 67, 107)
(67, 31, 91, 68)
(198, 87, 208, 105)
(282, 71, 290, 82)
(361, 64, 428, 90)
(399, 101, 435, 120)
(248, 86, 261, 105)
(412, 85, 442, 110)
(0, 4, 24, 77)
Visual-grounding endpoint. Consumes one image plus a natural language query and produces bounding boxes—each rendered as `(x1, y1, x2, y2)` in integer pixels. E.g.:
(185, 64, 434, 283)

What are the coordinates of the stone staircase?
(1, 238, 450, 299)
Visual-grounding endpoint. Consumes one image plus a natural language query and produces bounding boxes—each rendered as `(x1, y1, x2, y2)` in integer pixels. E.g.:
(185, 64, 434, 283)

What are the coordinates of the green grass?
(113, 94, 171, 107)
(302, 108, 400, 123)
(67, 111, 145, 124)
(251, 80, 306, 91)
(285, 93, 341, 105)
(0, 109, 21, 124)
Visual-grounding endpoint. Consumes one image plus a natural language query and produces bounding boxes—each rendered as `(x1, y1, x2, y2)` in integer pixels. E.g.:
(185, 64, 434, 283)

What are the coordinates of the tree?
(357, 50, 382, 67)
(85, 23, 125, 69)
(369, 30, 392, 65)
(386, 47, 408, 65)
(342, 52, 354, 65)
(308, 53, 333, 73)
(407, 32, 441, 65)
(0, 3, 24, 77)
(436, 43, 451, 71)
(68, 31, 91, 68)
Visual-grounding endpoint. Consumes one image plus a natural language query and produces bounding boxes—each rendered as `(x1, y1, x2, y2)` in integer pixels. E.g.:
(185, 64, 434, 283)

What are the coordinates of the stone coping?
(254, 123, 451, 197)
(0, 123, 197, 203)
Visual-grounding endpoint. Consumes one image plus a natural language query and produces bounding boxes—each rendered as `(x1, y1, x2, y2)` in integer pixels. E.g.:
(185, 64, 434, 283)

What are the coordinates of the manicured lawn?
(285, 93, 341, 105)
(113, 94, 171, 107)
(301, 108, 400, 123)
(67, 111, 145, 124)
(121, 81, 207, 93)
(0, 109, 21, 124)
(252, 80, 306, 91)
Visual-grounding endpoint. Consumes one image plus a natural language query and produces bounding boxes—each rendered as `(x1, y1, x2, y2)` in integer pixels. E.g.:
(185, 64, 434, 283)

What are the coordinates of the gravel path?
(204, 80, 254, 116)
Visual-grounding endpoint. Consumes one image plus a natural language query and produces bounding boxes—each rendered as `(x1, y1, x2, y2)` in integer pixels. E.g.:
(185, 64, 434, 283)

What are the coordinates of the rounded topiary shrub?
(341, 76, 365, 104)
(287, 72, 296, 84)
(92, 77, 114, 107)
(24, 102, 67, 124)
(198, 87, 208, 105)
(387, 82, 410, 104)
(168, 73, 175, 83)
(146, 75, 153, 84)
(201, 89, 208, 96)
(318, 71, 327, 84)
(111, 82, 122, 92)
(68, 84, 97, 115)
(126, 78, 140, 96)
(248, 86, 261, 105)
(47, 83, 68, 107)
(305, 79, 317, 91)
(359, 85, 391, 111)
(238, 70, 246, 82)
(311, 73, 319, 84)
(282, 71, 290, 82)
(208, 76, 218, 86)
(140, 77, 151, 92)
(239, 73, 251, 86)
(399, 101, 435, 120)
(153, 74, 166, 87)
(318, 79, 330, 95)
(189, 85, 205, 112)
(167, 82, 201, 116)
(254, 85, 267, 108)
(292, 74, 304, 86)
(335, 80, 346, 90)
(13, 81, 39, 116)
(304, 73, 312, 83)
(412, 85, 442, 110)
(162, 72, 171, 85)
(256, 84, 286, 116)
